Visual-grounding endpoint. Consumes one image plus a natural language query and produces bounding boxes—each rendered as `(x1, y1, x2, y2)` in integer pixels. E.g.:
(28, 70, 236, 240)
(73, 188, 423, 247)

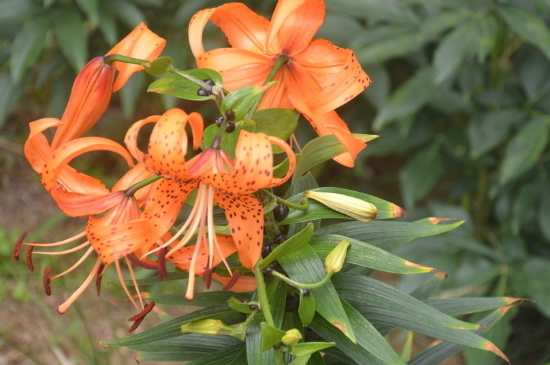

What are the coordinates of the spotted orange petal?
(24, 118, 60, 173)
(266, 0, 325, 56)
(142, 178, 200, 246)
(189, 3, 269, 57)
(212, 273, 257, 293)
(196, 48, 273, 91)
(106, 23, 166, 92)
(214, 191, 263, 270)
(167, 235, 237, 275)
(112, 164, 157, 205)
(257, 70, 294, 110)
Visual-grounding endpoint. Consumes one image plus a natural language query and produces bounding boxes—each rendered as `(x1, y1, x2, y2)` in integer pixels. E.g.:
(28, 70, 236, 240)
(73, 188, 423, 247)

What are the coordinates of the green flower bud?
(325, 239, 351, 273)
(282, 328, 302, 346)
(304, 191, 378, 222)
(181, 319, 222, 335)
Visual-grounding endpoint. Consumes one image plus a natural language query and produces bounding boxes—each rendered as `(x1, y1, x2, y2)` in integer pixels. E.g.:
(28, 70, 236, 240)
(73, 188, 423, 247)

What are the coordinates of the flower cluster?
(15, 0, 370, 332)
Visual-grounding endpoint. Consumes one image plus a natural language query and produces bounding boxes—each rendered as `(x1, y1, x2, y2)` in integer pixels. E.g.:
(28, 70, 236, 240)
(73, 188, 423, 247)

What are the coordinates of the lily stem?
(246, 54, 289, 118)
(263, 190, 309, 211)
(125, 175, 162, 197)
(270, 270, 333, 290)
(254, 266, 275, 326)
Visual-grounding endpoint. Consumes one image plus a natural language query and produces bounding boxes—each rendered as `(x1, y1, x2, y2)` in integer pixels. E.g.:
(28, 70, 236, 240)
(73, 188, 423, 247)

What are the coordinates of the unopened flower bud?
(325, 239, 350, 273)
(282, 328, 302, 345)
(304, 191, 378, 222)
(181, 319, 223, 335)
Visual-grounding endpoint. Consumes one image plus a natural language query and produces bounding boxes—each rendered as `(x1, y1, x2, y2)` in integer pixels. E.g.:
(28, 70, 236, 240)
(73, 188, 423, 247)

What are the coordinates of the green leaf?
(356, 33, 426, 65)
(291, 342, 335, 357)
(473, 15, 498, 62)
(184, 344, 246, 365)
(434, 22, 474, 83)
(289, 355, 311, 365)
(200, 120, 256, 159)
(246, 315, 277, 365)
(0, 70, 28, 128)
(107, 0, 146, 27)
(129, 333, 241, 353)
(279, 246, 356, 342)
(373, 68, 435, 131)
(144, 56, 172, 77)
(511, 256, 550, 317)
(420, 10, 471, 38)
(142, 291, 250, 307)
(498, 5, 550, 60)
(75, 0, 99, 27)
(0, 0, 39, 22)
(259, 224, 314, 269)
(499, 117, 549, 185)
(119, 71, 145, 119)
(538, 184, 550, 242)
(54, 8, 88, 72)
(98, 5, 117, 45)
(298, 291, 316, 326)
(10, 16, 49, 83)
(333, 275, 478, 330)
(222, 84, 273, 122)
(148, 68, 222, 101)
(317, 219, 464, 252)
(260, 323, 286, 352)
(282, 187, 407, 225)
(408, 308, 512, 365)
(228, 297, 258, 315)
(520, 53, 550, 102)
(292, 134, 377, 181)
(101, 303, 242, 347)
(253, 108, 299, 153)
(468, 109, 524, 158)
(424, 297, 525, 316)
(310, 234, 435, 274)
(399, 143, 443, 208)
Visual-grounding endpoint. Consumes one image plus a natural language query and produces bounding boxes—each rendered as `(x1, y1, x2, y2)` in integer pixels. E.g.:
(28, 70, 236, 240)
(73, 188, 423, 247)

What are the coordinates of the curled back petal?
(189, 4, 269, 57)
(51, 190, 127, 217)
(125, 114, 160, 165)
(264, 135, 296, 188)
(215, 191, 263, 270)
(24, 118, 60, 173)
(106, 23, 166, 92)
(112, 164, 157, 205)
(166, 235, 237, 275)
(142, 179, 200, 246)
(212, 273, 257, 293)
(51, 57, 115, 150)
(196, 48, 273, 91)
(266, 0, 325, 56)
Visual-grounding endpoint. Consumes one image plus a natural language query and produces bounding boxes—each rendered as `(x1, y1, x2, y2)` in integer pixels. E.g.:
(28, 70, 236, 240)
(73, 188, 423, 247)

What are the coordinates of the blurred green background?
(1, 0, 550, 364)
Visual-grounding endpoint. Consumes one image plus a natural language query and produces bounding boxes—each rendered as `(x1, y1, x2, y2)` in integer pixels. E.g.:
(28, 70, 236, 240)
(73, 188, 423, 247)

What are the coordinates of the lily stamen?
(58, 259, 102, 314)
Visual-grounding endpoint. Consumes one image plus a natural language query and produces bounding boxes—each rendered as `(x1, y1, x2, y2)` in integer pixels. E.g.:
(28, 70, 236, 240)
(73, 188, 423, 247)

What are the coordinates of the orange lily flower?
(124, 108, 296, 299)
(46, 23, 165, 150)
(188, 0, 371, 167)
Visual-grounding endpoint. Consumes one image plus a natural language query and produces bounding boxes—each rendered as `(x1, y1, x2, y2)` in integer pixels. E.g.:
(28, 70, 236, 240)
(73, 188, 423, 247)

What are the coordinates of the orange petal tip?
(485, 342, 509, 363)
(391, 204, 408, 218)
(428, 217, 456, 225)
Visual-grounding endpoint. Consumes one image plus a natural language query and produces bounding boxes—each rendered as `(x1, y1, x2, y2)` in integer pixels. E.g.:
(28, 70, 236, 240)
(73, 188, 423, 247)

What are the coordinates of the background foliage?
(1, 0, 550, 364)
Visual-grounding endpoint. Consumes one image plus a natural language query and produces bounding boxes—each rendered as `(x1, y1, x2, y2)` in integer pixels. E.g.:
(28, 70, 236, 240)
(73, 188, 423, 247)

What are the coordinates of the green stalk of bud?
(325, 239, 351, 273)
(304, 191, 378, 222)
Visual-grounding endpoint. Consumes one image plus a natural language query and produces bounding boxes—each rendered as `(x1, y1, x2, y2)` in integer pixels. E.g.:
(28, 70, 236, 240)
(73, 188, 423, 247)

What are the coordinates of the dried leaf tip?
(428, 217, 456, 225)
(391, 204, 408, 218)
(485, 342, 509, 363)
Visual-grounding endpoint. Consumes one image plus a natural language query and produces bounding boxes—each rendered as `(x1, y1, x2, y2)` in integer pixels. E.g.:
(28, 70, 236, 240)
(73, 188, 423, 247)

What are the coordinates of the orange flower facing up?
(16, 137, 159, 325)
(189, 0, 371, 167)
(125, 108, 296, 299)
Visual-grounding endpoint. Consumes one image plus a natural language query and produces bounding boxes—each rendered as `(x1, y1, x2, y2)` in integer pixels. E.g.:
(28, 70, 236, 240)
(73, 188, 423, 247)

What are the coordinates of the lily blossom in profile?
(188, 0, 371, 167)
(124, 108, 295, 299)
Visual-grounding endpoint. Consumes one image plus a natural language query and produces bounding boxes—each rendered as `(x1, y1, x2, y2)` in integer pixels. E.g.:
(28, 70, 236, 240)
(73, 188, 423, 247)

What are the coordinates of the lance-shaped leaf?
(144, 56, 172, 77)
(316, 219, 464, 252)
(424, 297, 527, 316)
(130, 333, 241, 354)
(278, 246, 356, 342)
(258, 223, 314, 269)
(101, 303, 242, 347)
(333, 275, 478, 330)
(142, 291, 250, 307)
(290, 342, 335, 357)
(408, 307, 514, 365)
(228, 297, 258, 315)
(253, 108, 299, 153)
(246, 316, 277, 365)
(177, 344, 246, 365)
(260, 323, 286, 352)
(310, 234, 435, 274)
(222, 84, 274, 121)
(148, 68, 222, 101)
(298, 291, 316, 326)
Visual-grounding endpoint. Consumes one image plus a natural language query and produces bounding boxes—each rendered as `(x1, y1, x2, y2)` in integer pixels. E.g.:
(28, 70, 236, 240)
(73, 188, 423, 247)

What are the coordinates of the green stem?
(169, 67, 213, 92)
(263, 189, 309, 211)
(270, 270, 333, 290)
(246, 54, 289, 118)
(125, 175, 162, 197)
(254, 267, 275, 327)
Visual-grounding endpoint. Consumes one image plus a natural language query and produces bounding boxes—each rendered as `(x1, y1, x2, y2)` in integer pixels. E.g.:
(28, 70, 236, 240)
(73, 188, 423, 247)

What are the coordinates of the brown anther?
(43, 267, 52, 296)
(221, 270, 240, 291)
(128, 302, 155, 332)
(95, 263, 106, 296)
(126, 253, 159, 270)
(25, 245, 35, 272)
(203, 267, 212, 289)
(12, 232, 26, 261)
(158, 247, 167, 280)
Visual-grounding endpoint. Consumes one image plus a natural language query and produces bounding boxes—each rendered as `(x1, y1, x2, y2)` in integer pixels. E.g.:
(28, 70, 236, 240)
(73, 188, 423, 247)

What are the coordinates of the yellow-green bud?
(181, 319, 222, 335)
(282, 329, 302, 345)
(304, 191, 378, 222)
(325, 239, 351, 273)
